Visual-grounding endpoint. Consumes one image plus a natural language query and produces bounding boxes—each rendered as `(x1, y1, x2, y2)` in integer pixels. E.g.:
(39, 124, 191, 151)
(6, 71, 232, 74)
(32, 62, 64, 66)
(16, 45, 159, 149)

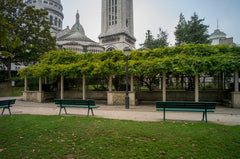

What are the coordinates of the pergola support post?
(24, 75, 27, 92)
(83, 75, 86, 100)
(61, 75, 64, 99)
(39, 77, 42, 93)
(162, 73, 166, 102)
(109, 75, 112, 92)
(131, 74, 134, 92)
(195, 74, 199, 102)
(234, 71, 239, 92)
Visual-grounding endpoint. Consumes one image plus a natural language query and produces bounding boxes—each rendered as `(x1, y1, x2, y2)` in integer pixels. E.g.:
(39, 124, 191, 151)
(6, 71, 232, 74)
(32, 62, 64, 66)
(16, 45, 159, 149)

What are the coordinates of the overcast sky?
(61, 0, 240, 48)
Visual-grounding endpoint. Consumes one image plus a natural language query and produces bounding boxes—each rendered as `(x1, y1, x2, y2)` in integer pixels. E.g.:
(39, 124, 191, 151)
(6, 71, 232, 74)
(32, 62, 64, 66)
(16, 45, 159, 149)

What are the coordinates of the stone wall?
(23, 91, 56, 103)
(56, 90, 107, 100)
(136, 91, 228, 103)
(23, 90, 232, 106)
(231, 92, 240, 108)
(107, 91, 136, 105)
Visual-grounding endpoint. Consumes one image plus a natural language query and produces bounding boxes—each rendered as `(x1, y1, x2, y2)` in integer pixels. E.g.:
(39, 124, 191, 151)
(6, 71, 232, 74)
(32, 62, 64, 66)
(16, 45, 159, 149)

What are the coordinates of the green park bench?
(0, 99, 16, 115)
(156, 101, 216, 123)
(54, 99, 99, 116)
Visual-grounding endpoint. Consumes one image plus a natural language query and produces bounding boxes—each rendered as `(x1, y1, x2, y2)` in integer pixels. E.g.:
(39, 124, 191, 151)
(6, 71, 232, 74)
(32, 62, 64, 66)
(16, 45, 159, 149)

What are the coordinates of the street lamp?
(124, 47, 131, 109)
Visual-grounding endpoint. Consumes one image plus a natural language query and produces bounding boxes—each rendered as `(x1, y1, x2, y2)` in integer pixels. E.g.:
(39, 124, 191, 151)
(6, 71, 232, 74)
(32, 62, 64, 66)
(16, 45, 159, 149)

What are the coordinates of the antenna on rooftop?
(217, 19, 219, 29)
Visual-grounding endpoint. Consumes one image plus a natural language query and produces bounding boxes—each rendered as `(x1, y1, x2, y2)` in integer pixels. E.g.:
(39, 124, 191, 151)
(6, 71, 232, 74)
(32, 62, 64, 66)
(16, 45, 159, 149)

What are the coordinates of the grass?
(0, 115, 240, 159)
(0, 82, 23, 97)
(0, 87, 23, 97)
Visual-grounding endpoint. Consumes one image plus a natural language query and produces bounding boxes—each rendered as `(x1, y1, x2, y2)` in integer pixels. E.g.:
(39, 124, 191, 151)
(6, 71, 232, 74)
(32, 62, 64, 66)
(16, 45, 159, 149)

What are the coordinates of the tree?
(174, 12, 210, 46)
(140, 28, 169, 50)
(156, 27, 169, 48)
(0, 0, 56, 79)
(140, 30, 155, 50)
(174, 13, 188, 46)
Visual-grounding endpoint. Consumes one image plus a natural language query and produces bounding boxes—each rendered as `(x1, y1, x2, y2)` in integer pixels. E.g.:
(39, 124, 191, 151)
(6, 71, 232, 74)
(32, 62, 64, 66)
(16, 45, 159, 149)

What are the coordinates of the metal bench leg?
(63, 107, 67, 115)
(205, 111, 208, 123)
(87, 108, 90, 117)
(163, 110, 166, 121)
(1, 108, 5, 115)
(59, 107, 62, 115)
(8, 107, 11, 115)
(91, 108, 94, 116)
(202, 112, 205, 121)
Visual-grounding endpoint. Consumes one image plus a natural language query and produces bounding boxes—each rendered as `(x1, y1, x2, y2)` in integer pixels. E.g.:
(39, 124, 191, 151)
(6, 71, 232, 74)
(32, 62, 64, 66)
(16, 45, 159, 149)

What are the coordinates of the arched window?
(106, 47, 115, 51)
(50, 15, 53, 23)
(54, 17, 57, 26)
(58, 19, 61, 28)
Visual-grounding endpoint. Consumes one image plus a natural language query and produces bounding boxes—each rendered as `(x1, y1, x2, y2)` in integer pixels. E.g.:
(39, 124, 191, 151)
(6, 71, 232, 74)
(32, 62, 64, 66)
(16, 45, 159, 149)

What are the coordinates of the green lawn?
(0, 115, 240, 159)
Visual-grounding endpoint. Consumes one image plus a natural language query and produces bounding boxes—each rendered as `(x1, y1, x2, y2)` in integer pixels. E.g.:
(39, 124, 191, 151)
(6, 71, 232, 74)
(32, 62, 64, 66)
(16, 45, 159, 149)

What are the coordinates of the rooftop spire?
(76, 10, 80, 32)
(76, 10, 80, 23)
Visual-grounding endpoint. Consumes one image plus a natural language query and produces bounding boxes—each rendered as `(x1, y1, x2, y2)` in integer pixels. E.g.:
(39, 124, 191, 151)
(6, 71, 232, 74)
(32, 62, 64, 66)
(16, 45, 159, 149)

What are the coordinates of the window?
(58, 19, 61, 28)
(44, 1, 48, 4)
(54, 17, 57, 26)
(50, 15, 53, 23)
(108, 0, 117, 26)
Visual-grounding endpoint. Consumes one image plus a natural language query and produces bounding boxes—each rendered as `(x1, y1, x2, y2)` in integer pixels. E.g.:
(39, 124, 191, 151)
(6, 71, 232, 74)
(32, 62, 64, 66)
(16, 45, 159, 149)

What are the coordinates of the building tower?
(25, 0, 64, 36)
(99, 0, 136, 51)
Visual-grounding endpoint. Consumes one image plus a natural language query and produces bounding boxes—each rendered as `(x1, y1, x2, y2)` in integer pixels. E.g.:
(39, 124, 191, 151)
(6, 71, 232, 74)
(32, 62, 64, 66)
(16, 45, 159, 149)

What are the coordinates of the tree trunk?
(7, 59, 12, 81)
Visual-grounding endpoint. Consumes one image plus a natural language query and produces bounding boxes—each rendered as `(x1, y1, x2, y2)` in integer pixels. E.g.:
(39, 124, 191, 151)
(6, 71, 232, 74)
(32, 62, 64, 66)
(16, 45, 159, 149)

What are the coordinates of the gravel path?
(1, 96, 240, 126)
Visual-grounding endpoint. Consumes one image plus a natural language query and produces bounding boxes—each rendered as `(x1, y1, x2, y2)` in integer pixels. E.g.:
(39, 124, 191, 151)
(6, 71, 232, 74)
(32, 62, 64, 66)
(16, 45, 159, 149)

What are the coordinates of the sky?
(61, 0, 240, 48)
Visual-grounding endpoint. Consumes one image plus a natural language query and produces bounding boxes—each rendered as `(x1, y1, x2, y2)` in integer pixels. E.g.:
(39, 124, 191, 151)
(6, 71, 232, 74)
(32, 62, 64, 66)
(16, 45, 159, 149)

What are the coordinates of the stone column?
(61, 75, 64, 99)
(162, 73, 166, 102)
(83, 75, 86, 100)
(24, 75, 27, 92)
(195, 74, 199, 102)
(45, 77, 47, 84)
(131, 74, 134, 92)
(39, 77, 42, 93)
(109, 75, 112, 92)
(234, 71, 239, 92)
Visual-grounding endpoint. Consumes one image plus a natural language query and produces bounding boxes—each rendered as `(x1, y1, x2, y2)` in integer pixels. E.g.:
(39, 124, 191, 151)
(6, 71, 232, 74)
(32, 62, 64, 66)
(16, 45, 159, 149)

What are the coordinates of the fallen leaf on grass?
(0, 148, 6, 152)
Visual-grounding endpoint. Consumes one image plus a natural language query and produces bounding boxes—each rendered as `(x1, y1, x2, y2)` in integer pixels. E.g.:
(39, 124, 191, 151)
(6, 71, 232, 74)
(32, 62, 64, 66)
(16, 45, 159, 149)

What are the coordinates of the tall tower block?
(99, 0, 136, 51)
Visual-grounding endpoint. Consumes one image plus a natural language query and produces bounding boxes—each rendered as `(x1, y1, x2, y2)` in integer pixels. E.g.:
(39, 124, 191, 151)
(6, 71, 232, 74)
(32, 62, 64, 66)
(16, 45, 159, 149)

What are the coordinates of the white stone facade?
(99, 0, 136, 51)
(25, 0, 64, 35)
(209, 29, 235, 46)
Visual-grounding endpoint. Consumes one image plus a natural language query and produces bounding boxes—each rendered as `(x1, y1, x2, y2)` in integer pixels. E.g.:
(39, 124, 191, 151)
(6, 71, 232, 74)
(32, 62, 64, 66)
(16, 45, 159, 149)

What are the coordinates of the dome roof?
(209, 29, 226, 40)
(64, 31, 93, 42)
(57, 11, 95, 43)
(71, 23, 85, 35)
(70, 11, 85, 35)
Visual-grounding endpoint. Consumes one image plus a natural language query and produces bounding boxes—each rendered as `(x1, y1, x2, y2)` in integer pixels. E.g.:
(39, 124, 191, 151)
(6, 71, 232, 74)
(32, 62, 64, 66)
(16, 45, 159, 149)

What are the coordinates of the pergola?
(19, 44, 240, 107)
